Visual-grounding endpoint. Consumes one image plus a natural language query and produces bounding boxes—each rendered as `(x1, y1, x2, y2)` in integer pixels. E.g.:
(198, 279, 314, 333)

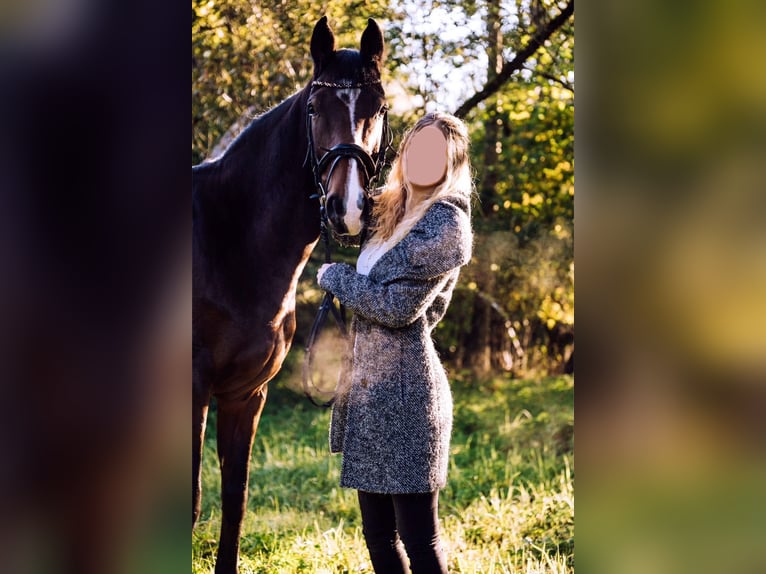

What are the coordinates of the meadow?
(192, 369, 573, 573)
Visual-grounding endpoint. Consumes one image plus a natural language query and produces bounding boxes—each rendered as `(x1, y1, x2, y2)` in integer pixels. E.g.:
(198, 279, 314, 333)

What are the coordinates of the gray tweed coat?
(318, 195, 473, 493)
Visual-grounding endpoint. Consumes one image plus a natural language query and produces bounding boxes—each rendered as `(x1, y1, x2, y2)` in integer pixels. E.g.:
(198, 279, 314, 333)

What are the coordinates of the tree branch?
(453, 0, 574, 119)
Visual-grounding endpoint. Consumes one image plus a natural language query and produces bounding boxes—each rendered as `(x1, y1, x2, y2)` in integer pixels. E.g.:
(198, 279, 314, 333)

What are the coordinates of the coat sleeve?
(319, 202, 472, 328)
(319, 263, 452, 328)
(398, 202, 472, 280)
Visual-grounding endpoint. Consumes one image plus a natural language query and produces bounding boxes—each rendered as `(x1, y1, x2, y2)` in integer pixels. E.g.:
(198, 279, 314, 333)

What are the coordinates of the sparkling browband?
(311, 79, 382, 89)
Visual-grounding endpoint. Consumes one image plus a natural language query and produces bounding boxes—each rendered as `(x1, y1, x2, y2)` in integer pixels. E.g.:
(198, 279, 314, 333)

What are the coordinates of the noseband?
(304, 78, 391, 235)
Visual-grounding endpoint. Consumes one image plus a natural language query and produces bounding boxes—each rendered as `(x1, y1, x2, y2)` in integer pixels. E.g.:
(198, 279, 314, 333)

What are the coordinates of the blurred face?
(404, 125, 448, 188)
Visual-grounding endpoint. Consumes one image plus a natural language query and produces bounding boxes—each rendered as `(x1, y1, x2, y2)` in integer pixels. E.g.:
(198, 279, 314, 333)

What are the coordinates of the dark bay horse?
(193, 17, 388, 573)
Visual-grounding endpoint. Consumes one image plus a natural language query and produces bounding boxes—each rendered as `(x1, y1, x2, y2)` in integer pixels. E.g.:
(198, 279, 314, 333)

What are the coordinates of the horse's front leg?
(192, 367, 212, 528)
(214, 385, 268, 574)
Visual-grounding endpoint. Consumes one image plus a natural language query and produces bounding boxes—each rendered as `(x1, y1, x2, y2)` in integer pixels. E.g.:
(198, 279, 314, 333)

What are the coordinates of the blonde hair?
(368, 111, 473, 247)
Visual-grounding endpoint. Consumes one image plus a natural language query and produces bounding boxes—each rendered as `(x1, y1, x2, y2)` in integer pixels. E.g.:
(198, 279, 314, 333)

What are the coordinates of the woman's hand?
(317, 263, 335, 284)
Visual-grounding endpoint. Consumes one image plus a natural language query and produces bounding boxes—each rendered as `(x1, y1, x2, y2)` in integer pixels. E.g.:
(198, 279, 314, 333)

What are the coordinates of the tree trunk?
(466, 293, 492, 376)
(480, 0, 503, 217)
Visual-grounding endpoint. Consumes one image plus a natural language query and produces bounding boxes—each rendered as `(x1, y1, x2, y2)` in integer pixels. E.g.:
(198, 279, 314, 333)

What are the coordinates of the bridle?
(303, 78, 391, 243)
(302, 78, 392, 407)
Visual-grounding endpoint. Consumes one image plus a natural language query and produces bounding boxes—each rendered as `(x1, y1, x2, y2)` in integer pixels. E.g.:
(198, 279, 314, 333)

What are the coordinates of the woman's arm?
(318, 201, 472, 328)
(319, 263, 451, 328)
(398, 201, 472, 280)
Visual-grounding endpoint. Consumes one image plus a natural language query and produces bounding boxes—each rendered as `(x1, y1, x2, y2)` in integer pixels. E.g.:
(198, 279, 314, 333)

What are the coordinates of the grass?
(192, 367, 573, 573)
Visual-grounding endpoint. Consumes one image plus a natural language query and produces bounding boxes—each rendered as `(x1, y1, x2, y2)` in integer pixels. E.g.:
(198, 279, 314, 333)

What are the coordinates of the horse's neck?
(227, 90, 310, 184)
(199, 88, 317, 237)
(216, 89, 318, 265)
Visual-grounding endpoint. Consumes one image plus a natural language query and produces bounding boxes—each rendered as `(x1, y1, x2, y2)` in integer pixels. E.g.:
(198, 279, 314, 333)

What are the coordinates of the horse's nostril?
(325, 195, 349, 234)
(326, 195, 344, 220)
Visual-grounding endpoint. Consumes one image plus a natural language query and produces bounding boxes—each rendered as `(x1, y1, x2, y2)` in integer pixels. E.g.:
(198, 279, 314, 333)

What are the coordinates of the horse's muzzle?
(325, 195, 349, 234)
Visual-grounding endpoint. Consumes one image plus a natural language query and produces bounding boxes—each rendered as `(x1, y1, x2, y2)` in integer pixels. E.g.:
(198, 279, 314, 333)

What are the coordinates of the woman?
(317, 111, 474, 573)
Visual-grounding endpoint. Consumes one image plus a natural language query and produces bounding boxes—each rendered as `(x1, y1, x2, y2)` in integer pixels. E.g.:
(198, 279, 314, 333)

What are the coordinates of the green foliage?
(192, 372, 574, 573)
(421, 8, 576, 376)
(472, 85, 574, 231)
(450, 2, 574, 374)
(192, 1, 392, 164)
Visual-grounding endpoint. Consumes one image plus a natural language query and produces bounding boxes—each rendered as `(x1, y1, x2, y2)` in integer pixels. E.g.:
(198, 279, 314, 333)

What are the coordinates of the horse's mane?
(205, 86, 310, 170)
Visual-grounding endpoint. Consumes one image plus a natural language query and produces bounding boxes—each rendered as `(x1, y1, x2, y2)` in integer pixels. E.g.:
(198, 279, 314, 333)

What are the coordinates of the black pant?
(357, 490, 448, 574)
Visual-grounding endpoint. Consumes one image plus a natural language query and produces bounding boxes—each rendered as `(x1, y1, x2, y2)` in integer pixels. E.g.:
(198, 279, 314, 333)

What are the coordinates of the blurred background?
(1, 0, 189, 572)
(576, 0, 766, 572)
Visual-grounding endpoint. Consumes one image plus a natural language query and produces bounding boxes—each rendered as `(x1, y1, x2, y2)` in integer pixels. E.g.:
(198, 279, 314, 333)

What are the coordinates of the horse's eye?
(307, 103, 317, 116)
(378, 104, 389, 117)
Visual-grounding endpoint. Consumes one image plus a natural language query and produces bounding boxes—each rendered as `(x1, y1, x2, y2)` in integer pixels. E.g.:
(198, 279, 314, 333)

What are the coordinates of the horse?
(192, 17, 389, 573)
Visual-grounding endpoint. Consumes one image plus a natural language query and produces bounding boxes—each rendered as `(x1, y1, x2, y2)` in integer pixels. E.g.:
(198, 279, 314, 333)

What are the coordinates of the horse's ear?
(360, 18, 384, 66)
(311, 16, 335, 75)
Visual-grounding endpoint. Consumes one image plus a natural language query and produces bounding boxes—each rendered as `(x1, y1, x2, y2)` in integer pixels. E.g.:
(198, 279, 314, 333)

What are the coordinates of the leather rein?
(302, 78, 391, 407)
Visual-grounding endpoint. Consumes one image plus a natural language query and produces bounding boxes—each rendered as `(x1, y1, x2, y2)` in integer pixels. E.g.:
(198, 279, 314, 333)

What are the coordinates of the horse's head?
(307, 17, 388, 238)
